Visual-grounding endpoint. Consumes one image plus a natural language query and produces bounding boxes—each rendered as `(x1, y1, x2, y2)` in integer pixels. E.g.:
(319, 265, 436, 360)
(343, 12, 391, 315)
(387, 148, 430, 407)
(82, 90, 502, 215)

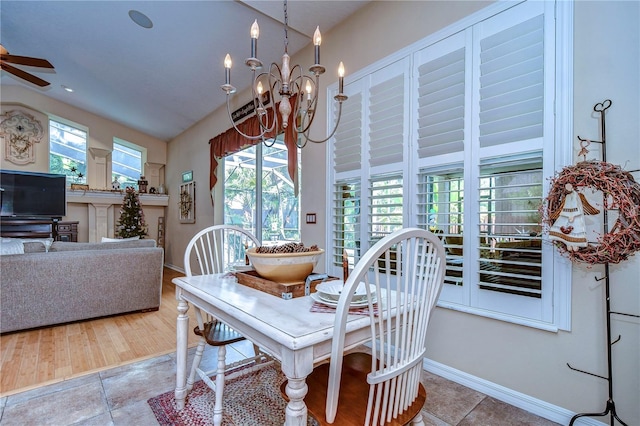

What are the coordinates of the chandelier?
(220, 0, 347, 148)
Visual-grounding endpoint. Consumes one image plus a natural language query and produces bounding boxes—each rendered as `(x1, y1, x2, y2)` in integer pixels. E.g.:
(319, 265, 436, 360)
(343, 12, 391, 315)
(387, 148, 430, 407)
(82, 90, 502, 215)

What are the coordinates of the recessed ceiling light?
(129, 10, 153, 29)
(62, 85, 74, 92)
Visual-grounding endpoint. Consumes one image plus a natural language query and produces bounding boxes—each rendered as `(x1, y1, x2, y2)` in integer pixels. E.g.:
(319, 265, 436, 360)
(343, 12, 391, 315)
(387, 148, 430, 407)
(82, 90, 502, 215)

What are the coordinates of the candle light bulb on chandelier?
(250, 20, 259, 59)
(313, 26, 321, 65)
(222, 54, 235, 93)
(224, 54, 232, 85)
(313, 27, 322, 45)
(305, 81, 312, 101)
(256, 81, 265, 116)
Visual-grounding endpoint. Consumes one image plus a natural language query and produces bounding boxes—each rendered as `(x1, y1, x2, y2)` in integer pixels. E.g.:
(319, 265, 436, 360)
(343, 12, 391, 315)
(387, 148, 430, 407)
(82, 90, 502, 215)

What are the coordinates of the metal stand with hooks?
(567, 99, 639, 426)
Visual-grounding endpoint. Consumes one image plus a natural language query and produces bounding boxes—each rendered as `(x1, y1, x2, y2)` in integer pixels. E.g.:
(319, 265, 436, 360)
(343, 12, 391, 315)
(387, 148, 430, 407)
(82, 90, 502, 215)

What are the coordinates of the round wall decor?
(542, 160, 640, 264)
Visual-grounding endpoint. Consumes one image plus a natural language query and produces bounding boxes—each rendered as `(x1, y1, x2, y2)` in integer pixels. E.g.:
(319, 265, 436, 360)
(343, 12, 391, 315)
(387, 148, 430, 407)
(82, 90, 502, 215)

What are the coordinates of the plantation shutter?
(368, 172, 403, 244)
(416, 43, 466, 158)
(332, 179, 361, 267)
(476, 155, 543, 299)
(333, 92, 363, 173)
(417, 166, 465, 287)
(478, 13, 544, 147)
(368, 65, 406, 168)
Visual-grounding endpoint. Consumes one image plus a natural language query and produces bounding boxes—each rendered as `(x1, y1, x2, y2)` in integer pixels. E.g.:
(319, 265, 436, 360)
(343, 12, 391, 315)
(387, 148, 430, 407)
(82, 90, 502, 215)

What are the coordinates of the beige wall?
(167, 1, 639, 423)
(1, 86, 168, 242)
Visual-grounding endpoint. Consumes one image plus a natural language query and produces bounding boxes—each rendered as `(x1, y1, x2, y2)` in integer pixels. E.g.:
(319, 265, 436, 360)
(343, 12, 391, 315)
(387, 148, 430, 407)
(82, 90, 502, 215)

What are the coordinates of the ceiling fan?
(0, 44, 54, 87)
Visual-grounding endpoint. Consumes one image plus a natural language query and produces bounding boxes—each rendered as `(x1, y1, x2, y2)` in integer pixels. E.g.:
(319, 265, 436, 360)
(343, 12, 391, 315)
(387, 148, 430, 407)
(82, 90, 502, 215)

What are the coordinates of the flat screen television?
(0, 170, 67, 218)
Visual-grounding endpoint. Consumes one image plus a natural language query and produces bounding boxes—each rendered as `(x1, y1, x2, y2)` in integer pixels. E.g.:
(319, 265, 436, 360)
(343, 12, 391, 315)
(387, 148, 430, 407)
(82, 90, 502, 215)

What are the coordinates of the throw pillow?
(22, 238, 54, 253)
(0, 238, 25, 255)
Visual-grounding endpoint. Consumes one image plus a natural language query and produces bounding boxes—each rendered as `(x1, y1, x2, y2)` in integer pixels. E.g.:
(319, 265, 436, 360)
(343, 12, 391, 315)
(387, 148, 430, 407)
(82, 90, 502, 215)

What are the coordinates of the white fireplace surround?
(66, 190, 169, 242)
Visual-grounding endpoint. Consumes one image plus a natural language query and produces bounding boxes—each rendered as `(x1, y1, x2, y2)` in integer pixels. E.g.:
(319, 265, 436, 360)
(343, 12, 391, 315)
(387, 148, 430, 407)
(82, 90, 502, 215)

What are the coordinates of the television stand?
(0, 218, 77, 241)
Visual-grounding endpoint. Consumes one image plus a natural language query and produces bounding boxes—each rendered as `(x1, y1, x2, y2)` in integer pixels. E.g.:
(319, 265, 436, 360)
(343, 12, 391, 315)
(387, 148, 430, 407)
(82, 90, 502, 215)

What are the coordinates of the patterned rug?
(148, 363, 316, 425)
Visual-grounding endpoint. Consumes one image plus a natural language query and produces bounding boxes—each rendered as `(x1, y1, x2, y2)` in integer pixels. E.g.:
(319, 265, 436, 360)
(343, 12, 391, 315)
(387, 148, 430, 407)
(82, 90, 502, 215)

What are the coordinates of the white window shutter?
(416, 46, 466, 158)
(478, 13, 545, 147)
(333, 92, 363, 173)
(368, 73, 405, 167)
(368, 172, 403, 243)
(331, 179, 361, 267)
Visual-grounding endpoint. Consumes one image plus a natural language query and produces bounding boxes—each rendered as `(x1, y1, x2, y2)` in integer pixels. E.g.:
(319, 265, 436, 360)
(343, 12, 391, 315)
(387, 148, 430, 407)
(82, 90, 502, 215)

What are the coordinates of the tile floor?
(0, 340, 559, 425)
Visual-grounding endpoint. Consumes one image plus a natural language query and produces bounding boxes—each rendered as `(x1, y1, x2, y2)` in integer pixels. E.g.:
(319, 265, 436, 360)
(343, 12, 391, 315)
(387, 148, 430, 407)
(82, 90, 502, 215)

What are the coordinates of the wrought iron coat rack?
(567, 99, 639, 426)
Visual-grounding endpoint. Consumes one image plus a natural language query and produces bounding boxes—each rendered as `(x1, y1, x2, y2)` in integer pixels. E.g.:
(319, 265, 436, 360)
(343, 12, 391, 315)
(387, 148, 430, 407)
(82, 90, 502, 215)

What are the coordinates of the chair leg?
(187, 336, 207, 392)
(188, 308, 208, 392)
(410, 412, 426, 426)
(213, 344, 226, 426)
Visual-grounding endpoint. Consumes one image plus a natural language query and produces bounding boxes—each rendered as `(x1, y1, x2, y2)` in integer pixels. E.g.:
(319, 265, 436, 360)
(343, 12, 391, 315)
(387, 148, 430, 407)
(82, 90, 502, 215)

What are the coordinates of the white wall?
(167, 1, 639, 423)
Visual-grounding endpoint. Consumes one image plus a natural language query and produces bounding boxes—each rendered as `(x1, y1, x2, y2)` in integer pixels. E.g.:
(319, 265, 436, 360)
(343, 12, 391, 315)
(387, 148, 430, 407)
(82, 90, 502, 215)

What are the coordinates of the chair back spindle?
(326, 228, 446, 425)
(184, 225, 258, 277)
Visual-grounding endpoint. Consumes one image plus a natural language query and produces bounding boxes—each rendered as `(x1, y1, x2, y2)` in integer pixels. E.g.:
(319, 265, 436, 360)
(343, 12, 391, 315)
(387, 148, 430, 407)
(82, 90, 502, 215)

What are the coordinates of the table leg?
(284, 377, 308, 426)
(175, 298, 189, 410)
(281, 348, 313, 426)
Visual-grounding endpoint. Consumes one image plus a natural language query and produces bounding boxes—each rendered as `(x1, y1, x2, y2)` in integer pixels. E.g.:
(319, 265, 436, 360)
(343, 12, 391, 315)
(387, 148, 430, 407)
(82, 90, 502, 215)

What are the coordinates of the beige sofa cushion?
(51, 239, 156, 251)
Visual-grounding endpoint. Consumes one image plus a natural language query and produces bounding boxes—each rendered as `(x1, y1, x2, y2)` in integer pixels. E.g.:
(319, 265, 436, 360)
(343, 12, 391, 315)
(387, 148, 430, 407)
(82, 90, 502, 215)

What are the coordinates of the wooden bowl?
(246, 248, 324, 283)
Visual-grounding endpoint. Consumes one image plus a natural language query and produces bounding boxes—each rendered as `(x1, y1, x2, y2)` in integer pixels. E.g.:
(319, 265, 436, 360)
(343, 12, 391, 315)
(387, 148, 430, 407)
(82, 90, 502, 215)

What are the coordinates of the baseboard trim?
(164, 263, 184, 273)
(422, 358, 606, 426)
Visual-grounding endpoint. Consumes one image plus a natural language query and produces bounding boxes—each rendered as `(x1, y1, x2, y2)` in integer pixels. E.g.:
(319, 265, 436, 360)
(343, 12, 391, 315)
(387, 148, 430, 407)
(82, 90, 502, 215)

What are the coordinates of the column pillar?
(88, 203, 113, 242)
(89, 147, 112, 189)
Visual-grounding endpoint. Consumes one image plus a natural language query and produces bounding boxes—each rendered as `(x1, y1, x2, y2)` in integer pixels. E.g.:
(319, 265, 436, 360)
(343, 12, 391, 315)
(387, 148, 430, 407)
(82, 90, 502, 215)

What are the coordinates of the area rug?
(148, 363, 317, 425)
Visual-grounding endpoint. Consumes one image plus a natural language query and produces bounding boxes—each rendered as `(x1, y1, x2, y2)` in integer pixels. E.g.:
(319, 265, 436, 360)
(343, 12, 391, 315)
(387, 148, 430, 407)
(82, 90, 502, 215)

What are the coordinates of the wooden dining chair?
(184, 225, 272, 426)
(288, 228, 446, 425)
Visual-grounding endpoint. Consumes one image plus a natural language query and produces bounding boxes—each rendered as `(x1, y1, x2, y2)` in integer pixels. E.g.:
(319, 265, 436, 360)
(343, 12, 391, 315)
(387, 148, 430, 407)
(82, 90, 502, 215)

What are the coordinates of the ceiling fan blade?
(0, 54, 54, 69)
(0, 62, 50, 87)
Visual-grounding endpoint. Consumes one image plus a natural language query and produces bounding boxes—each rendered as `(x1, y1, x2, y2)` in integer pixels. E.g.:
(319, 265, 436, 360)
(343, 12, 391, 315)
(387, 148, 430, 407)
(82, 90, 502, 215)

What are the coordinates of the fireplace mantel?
(66, 190, 169, 242)
(67, 190, 169, 206)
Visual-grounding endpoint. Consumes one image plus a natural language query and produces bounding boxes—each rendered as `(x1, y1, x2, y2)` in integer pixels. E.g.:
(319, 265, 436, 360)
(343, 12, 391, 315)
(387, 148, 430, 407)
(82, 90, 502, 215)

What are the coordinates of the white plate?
(310, 292, 375, 308)
(315, 281, 376, 302)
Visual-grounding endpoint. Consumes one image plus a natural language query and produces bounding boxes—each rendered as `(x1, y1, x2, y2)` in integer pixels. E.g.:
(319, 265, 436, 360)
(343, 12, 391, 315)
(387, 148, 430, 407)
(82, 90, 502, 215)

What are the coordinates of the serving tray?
(234, 270, 338, 299)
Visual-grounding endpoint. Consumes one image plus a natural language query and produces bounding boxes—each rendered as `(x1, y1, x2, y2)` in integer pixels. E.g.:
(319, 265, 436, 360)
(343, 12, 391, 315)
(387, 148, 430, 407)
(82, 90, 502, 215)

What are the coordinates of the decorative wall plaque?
(179, 181, 196, 223)
(0, 110, 44, 164)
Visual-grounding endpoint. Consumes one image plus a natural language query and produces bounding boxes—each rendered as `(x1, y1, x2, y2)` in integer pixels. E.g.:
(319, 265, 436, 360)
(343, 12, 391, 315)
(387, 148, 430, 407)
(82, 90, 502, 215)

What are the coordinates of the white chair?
(184, 225, 272, 426)
(289, 228, 446, 425)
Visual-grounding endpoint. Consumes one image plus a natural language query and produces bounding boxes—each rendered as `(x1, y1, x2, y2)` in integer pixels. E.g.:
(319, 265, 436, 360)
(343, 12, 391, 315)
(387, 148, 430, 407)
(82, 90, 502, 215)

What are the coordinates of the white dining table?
(172, 273, 377, 426)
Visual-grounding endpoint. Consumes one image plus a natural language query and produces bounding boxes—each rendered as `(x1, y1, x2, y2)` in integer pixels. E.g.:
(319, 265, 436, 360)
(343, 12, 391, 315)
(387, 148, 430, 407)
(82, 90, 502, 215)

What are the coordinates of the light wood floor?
(0, 267, 200, 397)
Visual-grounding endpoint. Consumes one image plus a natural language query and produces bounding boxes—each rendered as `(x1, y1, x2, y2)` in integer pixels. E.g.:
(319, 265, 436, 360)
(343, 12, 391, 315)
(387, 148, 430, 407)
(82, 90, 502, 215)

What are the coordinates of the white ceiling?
(0, 1, 369, 141)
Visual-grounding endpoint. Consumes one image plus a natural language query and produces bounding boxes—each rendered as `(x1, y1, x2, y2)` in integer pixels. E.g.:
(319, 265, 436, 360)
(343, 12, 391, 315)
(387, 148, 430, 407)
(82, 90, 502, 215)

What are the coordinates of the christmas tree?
(116, 187, 147, 238)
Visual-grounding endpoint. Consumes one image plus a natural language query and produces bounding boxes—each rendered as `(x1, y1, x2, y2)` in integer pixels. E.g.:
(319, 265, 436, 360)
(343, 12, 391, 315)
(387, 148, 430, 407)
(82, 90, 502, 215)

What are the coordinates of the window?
(328, 1, 572, 330)
(477, 158, 543, 299)
(49, 118, 87, 185)
(224, 137, 300, 243)
(369, 172, 403, 243)
(112, 138, 145, 189)
(332, 179, 361, 268)
(330, 56, 408, 270)
(417, 166, 464, 286)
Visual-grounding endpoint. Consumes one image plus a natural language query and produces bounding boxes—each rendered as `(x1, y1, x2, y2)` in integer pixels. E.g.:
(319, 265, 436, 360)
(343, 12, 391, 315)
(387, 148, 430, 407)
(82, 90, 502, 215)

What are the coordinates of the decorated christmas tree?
(116, 187, 147, 238)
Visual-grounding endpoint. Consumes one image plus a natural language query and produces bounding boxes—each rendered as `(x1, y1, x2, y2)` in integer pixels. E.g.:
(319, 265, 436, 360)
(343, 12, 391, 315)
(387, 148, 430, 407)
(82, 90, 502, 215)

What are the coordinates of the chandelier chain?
(283, 0, 289, 54)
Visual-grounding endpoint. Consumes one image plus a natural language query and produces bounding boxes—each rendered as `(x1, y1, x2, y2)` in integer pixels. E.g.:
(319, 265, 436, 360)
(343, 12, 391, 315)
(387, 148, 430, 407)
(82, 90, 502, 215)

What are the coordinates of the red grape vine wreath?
(542, 160, 640, 264)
